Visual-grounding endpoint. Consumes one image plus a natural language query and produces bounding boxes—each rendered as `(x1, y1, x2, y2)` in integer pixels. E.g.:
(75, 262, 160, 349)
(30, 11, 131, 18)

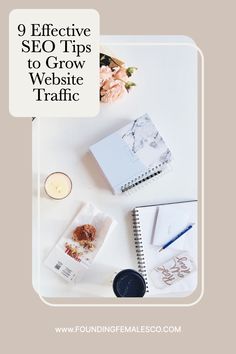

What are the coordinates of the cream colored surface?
(9, 9, 99, 117)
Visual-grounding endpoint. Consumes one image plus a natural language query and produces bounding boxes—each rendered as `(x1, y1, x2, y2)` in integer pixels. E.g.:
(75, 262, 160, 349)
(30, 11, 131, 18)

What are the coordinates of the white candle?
(44, 172, 72, 200)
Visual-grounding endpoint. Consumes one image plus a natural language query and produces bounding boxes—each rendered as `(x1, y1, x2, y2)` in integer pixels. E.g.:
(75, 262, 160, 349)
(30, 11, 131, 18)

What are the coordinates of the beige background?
(1, 0, 234, 352)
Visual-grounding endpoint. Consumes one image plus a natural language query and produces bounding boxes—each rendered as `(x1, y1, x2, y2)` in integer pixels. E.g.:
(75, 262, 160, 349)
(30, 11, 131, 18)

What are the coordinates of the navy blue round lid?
(113, 269, 146, 297)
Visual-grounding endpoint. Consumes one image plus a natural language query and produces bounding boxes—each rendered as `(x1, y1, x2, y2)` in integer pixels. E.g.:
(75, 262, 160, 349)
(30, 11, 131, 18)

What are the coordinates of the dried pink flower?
(100, 65, 113, 84)
(100, 79, 126, 103)
(113, 66, 129, 82)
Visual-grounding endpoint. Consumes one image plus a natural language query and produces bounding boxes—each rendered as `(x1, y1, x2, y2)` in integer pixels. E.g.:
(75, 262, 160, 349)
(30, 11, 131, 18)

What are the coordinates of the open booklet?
(132, 200, 198, 297)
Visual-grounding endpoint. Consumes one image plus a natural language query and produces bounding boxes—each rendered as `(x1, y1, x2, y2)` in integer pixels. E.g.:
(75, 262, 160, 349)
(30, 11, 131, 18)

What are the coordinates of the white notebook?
(89, 114, 172, 194)
(132, 200, 198, 297)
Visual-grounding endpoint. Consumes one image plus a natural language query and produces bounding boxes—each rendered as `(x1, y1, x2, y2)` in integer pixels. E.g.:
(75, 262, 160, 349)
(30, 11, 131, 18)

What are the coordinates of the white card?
(152, 204, 189, 246)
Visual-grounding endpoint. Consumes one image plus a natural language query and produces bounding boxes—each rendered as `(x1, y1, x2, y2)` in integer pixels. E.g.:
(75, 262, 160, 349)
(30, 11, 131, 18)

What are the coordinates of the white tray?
(32, 35, 198, 299)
